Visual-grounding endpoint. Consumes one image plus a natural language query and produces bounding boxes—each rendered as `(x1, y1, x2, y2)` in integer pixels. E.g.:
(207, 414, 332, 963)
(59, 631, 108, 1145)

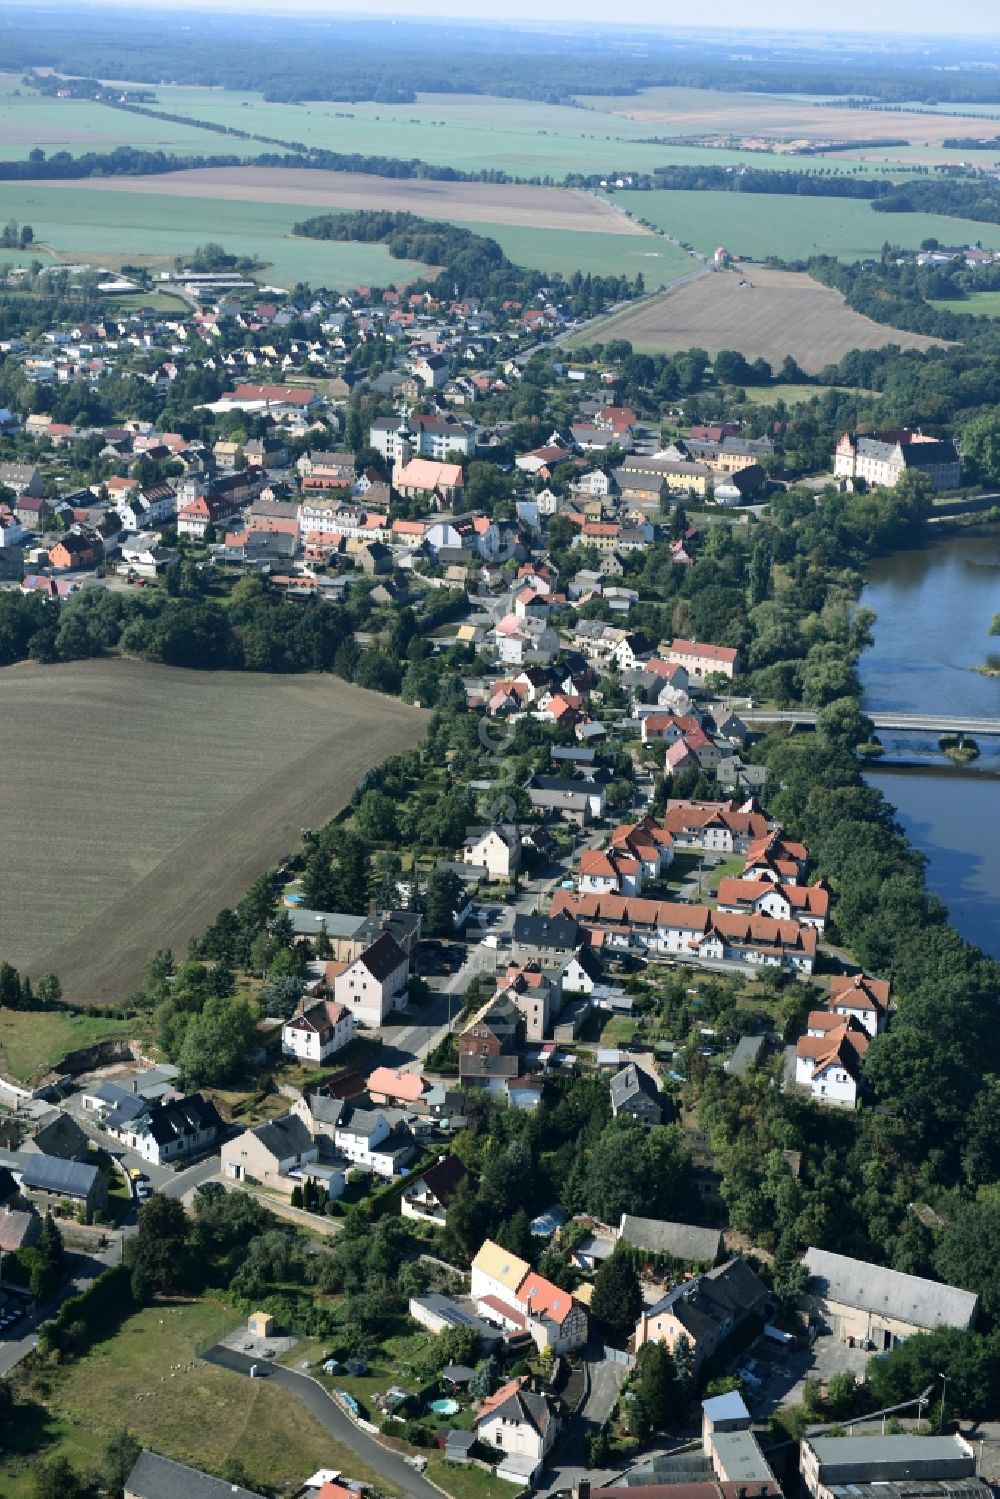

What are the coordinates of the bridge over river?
(742, 710, 1000, 737)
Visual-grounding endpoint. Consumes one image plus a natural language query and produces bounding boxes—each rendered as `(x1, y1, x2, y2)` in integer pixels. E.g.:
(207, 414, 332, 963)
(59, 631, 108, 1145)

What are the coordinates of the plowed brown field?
(0, 660, 428, 1003)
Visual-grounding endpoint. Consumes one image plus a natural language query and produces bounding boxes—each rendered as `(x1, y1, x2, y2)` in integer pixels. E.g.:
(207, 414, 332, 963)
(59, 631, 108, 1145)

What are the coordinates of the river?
(860, 530, 1000, 958)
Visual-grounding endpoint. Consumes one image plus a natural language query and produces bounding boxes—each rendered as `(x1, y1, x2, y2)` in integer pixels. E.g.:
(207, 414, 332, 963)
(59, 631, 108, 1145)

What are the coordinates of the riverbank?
(858, 526, 1000, 957)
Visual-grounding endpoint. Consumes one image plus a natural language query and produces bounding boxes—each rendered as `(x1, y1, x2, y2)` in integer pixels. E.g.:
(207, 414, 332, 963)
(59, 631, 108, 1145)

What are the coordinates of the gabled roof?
(517, 1272, 580, 1326)
(252, 1114, 314, 1162)
(353, 931, 406, 982)
(610, 1064, 660, 1112)
(411, 1154, 468, 1204)
(803, 1247, 977, 1331)
(367, 1066, 426, 1103)
(476, 1374, 558, 1436)
(619, 1214, 721, 1264)
(20, 1153, 100, 1198)
(125, 1450, 266, 1499)
(471, 1239, 530, 1293)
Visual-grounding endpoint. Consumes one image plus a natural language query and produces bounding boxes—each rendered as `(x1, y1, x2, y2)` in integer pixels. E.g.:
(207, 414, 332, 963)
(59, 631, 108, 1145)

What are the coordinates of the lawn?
(930, 290, 1000, 318)
(627, 190, 1000, 263)
(0, 1009, 136, 1086)
(738, 382, 879, 405)
(0, 81, 258, 161)
(0, 184, 432, 290)
(0, 660, 428, 1003)
(29, 1298, 400, 1496)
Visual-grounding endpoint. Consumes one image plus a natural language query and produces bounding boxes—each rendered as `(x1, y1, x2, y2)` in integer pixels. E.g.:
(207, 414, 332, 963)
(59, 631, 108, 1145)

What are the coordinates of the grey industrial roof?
(804, 1247, 978, 1331)
(702, 1390, 750, 1424)
(807, 1435, 972, 1470)
(711, 1431, 774, 1485)
(620, 1215, 721, 1264)
(288, 908, 365, 939)
(20, 1153, 99, 1198)
(125, 1449, 265, 1499)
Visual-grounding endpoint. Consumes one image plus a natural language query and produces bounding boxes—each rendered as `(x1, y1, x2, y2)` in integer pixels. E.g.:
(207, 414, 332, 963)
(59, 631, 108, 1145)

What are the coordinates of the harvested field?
(0, 660, 428, 1004)
(36, 166, 649, 234)
(576, 86, 1000, 158)
(575, 266, 948, 372)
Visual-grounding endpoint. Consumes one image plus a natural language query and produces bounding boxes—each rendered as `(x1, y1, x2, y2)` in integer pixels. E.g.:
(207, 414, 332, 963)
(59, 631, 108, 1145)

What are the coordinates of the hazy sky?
(94, 0, 1000, 35)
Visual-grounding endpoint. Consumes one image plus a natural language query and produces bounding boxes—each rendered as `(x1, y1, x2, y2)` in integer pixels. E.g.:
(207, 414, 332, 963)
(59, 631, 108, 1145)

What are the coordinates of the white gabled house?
(333, 931, 409, 1029)
(281, 998, 353, 1064)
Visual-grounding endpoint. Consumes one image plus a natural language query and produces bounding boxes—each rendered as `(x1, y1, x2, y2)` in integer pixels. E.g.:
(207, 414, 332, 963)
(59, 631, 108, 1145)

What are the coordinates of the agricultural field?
(0, 184, 434, 289)
(7, 169, 688, 287)
(575, 266, 946, 372)
(0, 72, 259, 160)
(575, 85, 1000, 165)
(2, 1299, 393, 1499)
(0, 660, 428, 1005)
(17, 79, 897, 177)
(625, 190, 1000, 264)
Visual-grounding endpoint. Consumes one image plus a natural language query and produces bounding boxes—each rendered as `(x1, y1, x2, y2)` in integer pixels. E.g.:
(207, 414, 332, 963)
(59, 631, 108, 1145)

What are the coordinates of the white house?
(400, 1155, 468, 1225)
(333, 1107, 401, 1176)
(475, 1376, 561, 1484)
(471, 1239, 531, 1308)
(795, 1015, 869, 1107)
(514, 1271, 589, 1354)
(281, 998, 353, 1064)
(113, 1093, 222, 1166)
(333, 932, 409, 1029)
(462, 824, 521, 882)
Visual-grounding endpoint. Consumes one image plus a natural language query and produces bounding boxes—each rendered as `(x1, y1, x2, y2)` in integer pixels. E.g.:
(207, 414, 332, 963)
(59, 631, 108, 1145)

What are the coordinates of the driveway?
(203, 1345, 445, 1499)
(537, 1349, 630, 1497)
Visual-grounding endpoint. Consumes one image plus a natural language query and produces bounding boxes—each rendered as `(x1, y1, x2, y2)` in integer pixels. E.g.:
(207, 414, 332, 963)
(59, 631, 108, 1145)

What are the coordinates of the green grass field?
(451, 218, 696, 286)
(0, 1009, 135, 1085)
(79, 85, 892, 179)
(15, 1299, 398, 1497)
(0, 184, 430, 288)
(739, 381, 879, 404)
(930, 290, 1000, 318)
(627, 190, 1000, 262)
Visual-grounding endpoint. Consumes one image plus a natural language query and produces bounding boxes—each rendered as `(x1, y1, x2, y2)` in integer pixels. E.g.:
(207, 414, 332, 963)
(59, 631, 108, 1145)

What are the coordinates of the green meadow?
(628, 190, 1000, 262)
(451, 219, 697, 287)
(0, 184, 430, 289)
(930, 290, 1000, 318)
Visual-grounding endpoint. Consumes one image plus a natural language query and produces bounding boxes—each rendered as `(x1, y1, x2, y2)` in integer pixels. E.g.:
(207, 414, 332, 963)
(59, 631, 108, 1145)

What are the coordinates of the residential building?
(221, 1114, 318, 1187)
(459, 994, 522, 1087)
(795, 1014, 869, 1106)
(471, 1239, 532, 1306)
(827, 972, 890, 1035)
(494, 962, 561, 1044)
(525, 774, 605, 824)
(2, 463, 45, 499)
(801, 1247, 979, 1348)
(281, 998, 353, 1064)
(333, 932, 409, 1029)
(114, 1094, 222, 1166)
(401, 1155, 468, 1225)
(667, 638, 741, 682)
(511, 914, 582, 966)
(834, 428, 961, 492)
(609, 1064, 663, 1127)
(18, 1153, 108, 1222)
(366, 1066, 428, 1108)
(635, 1257, 770, 1370)
(474, 1375, 561, 1484)
(514, 1271, 589, 1354)
(463, 823, 522, 882)
(716, 877, 829, 932)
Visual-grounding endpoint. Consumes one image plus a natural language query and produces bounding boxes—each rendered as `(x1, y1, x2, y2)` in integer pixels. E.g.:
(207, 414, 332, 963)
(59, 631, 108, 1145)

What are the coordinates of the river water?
(859, 530, 1000, 958)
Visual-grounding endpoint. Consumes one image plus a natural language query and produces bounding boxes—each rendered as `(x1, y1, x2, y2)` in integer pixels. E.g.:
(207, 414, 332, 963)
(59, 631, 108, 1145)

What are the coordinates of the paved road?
(204, 1345, 445, 1499)
(0, 1235, 121, 1378)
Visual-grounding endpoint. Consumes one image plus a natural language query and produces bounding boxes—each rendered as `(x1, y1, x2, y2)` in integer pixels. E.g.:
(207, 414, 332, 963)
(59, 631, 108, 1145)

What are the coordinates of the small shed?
(248, 1310, 274, 1339)
(444, 1429, 476, 1464)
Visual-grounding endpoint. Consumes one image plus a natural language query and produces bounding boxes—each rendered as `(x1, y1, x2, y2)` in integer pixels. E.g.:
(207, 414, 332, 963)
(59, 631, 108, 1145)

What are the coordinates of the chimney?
(574, 1483, 592, 1499)
(368, 898, 377, 919)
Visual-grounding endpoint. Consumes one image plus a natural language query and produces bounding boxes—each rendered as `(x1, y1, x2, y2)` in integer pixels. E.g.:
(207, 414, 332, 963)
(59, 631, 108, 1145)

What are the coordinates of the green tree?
(591, 1250, 642, 1340)
(35, 972, 62, 1006)
(125, 1194, 190, 1300)
(0, 961, 21, 1008)
(100, 1428, 141, 1496)
(935, 1198, 1000, 1327)
(177, 994, 259, 1089)
(33, 1456, 82, 1499)
(635, 1339, 681, 1431)
(425, 868, 461, 935)
(469, 1354, 499, 1399)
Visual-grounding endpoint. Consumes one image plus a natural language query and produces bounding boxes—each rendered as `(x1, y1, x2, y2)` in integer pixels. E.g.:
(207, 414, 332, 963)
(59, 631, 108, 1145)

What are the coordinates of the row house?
(663, 798, 771, 855)
(579, 846, 643, 898)
(609, 816, 675, 879)
(550, 890, 816, 973)
(742, 829, 810, 883)
(716, 876, 829, 933)
(667, 636, 741, 682)
(471, 1240, 588, 1355)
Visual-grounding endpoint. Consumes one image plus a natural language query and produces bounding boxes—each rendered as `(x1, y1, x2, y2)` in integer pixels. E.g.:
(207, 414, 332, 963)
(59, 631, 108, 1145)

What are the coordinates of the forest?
(3, 8, 1000, 106)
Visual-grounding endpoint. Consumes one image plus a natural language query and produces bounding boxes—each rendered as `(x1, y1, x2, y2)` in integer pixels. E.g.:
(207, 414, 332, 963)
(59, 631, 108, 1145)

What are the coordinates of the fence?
(603, 1345, 636, 1368)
